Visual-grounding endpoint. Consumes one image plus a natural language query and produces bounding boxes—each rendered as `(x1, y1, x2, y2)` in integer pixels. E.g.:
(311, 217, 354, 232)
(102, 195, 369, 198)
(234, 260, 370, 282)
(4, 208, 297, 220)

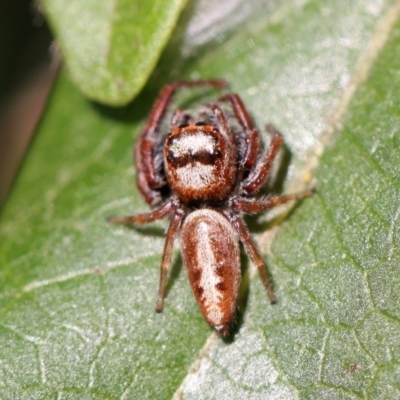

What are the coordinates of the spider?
(109, 80, 313, 337)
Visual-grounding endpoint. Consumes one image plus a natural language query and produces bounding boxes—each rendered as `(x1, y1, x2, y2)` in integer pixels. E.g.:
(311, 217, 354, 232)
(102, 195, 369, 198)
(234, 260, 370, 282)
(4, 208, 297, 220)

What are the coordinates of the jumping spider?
(109, 80, 313, 337)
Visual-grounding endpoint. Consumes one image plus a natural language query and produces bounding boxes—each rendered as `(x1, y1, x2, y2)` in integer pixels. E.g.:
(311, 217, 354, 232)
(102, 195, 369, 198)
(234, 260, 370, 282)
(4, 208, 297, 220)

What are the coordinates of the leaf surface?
(42, 0, 188, 105)
(1, 1, 399, 399)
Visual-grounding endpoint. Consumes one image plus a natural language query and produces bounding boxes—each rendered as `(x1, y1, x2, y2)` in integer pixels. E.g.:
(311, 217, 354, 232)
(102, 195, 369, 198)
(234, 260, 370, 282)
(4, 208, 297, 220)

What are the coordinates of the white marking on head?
(169, 132, 216, 158)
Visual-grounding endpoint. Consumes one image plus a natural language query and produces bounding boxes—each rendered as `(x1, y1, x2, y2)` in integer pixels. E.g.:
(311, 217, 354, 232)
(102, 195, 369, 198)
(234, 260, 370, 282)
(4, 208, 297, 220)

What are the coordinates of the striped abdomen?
(181, 209, 240, 336)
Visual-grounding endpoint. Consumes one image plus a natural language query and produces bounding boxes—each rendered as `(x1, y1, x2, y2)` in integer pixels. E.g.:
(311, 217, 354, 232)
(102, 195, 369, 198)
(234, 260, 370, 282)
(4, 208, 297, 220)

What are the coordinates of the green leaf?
(1, 0, 400, 399)
(41, 0, 188, 105)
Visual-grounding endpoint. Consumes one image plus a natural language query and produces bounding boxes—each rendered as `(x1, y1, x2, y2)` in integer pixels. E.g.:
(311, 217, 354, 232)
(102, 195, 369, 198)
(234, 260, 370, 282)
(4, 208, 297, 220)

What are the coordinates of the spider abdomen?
(181, 209, 241, 336)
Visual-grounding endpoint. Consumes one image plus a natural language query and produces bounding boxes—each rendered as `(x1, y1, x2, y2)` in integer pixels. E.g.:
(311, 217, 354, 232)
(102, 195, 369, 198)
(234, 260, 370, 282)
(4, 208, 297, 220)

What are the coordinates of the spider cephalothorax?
(109, 80, 313, 337)
(164, 118, 237, 205)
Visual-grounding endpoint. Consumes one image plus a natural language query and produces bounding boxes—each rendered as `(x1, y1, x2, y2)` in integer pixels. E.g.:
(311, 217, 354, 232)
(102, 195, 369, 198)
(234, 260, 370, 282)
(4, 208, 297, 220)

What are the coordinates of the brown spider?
(109, 80, 313, 337)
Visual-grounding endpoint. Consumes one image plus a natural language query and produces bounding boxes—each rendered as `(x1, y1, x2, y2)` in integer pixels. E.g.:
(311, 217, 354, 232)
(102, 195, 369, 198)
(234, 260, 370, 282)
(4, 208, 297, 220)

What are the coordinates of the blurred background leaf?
(1, 0, 400, 399)
(42, 0, 188, 105)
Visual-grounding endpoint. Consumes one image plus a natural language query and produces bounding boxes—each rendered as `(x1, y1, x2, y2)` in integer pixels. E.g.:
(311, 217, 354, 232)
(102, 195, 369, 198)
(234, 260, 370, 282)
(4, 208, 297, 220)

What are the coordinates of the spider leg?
(240, 125, 283, 195)
(108, 199, 184, 313)
(206, 103, 238, 171)
(231, 190, 315, 214)
(136, 80, 227, 205)
(206, 103, 231, 137)
(107, 198, 178, 225)
(218, 93, 260, 172)
(156, 209, 185, 312)
(230, 215, 276, 304)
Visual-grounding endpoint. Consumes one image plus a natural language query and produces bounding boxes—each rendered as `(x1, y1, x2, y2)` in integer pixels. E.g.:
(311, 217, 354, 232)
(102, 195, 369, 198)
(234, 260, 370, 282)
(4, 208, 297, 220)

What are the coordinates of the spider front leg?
(240, 125, 283, 196)
(234, 122, 314, 211)
(218, 93, 260, 173)
(136, 80, 227, 206)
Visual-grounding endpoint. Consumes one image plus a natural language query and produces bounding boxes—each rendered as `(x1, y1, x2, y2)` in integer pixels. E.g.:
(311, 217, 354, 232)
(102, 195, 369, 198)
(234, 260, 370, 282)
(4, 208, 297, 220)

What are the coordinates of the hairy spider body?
(109, 80, 313, 337)
(182, 209, 240, 335)
(165, 123, 237, 205)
